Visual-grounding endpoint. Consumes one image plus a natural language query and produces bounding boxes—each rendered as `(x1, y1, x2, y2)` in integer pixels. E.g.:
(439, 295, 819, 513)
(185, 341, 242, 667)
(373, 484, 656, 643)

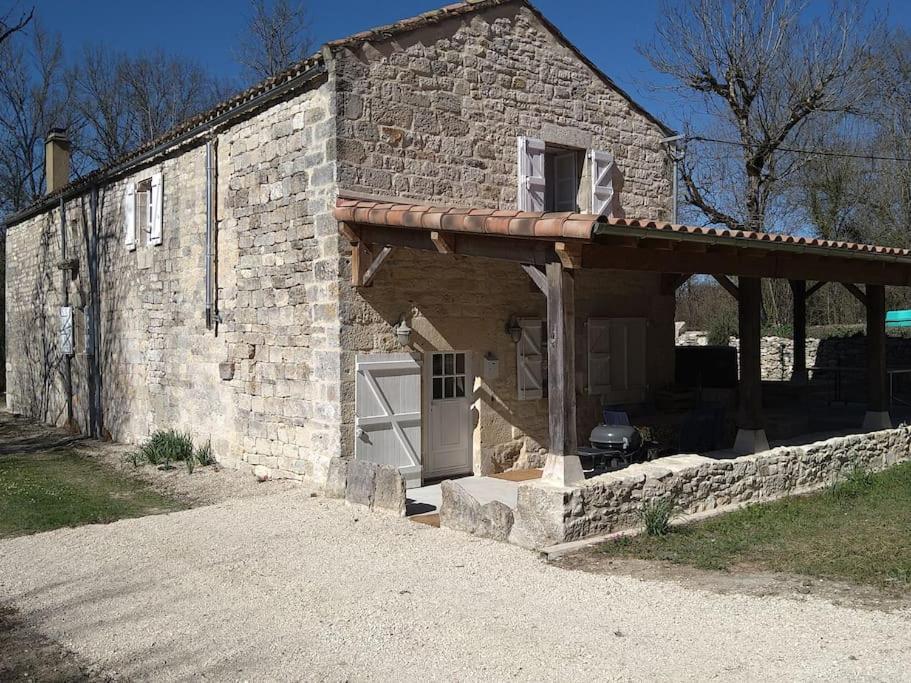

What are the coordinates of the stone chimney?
(45, 128, 71, 194)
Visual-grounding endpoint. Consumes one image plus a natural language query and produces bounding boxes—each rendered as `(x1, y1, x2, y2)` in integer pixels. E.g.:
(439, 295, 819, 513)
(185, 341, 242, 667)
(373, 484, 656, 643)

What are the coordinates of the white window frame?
(124, 172, 162, 249)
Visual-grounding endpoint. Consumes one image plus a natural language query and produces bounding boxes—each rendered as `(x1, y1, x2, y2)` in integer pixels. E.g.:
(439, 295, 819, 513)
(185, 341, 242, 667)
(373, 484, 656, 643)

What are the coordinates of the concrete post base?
(733, 428, 769, 455)
(541, 453, 585, 487)
(862, 411, 892, 431)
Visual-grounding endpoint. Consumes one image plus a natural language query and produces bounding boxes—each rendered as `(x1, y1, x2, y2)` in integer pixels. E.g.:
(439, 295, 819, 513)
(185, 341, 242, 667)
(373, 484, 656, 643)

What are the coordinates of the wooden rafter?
(430, 231, 454, 254)
(554, 241, 583, 269)
(842, 282, 867, 306)
(712, 274, 740, 300)
(806, 281, 827, 298)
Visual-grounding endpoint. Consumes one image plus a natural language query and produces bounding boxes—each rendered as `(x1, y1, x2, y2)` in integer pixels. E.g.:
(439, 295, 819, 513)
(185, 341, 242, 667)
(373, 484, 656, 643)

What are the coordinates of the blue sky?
(24, 0, 911, 131)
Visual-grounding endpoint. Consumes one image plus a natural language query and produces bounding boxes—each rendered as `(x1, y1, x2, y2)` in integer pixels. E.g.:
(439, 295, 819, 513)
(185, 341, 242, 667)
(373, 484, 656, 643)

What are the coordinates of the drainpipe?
(59, 197, 73, 427)
(205, 138, 217, 329)
(660, 134, 684, 223)
(87, 185, 103, 437)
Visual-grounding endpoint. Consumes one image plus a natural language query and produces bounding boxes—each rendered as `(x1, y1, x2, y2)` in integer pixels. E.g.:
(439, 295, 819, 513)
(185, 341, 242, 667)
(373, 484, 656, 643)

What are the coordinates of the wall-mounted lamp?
(394, 316, 412, 346)
(506, 316, 522, 344)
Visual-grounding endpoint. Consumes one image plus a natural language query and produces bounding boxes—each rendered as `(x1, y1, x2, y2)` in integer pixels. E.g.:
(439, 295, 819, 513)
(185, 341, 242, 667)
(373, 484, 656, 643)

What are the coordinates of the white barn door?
(355, 353, 422, 488)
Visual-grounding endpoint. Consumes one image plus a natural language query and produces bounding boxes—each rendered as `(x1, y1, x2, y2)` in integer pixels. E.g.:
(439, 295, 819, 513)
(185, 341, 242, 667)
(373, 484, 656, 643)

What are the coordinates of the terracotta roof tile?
(333, 197, 911, 260)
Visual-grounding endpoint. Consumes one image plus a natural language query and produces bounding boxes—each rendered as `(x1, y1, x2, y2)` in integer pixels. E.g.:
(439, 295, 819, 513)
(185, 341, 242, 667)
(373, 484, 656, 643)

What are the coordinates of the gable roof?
(6, 0, 671, 227)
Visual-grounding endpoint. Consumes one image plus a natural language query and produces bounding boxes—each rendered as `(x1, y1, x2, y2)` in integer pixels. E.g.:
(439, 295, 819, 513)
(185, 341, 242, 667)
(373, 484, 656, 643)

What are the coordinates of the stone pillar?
(541, 260, 584, 486)
(734, 277, 769, 454)
(863, 284, 891, 430)
(790, 279, 808, 385)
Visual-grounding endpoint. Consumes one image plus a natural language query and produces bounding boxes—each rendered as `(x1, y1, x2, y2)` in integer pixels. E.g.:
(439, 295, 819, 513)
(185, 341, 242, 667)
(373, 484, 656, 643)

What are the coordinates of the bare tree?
(236, 0, 312, 82)
(644, 0, 883, 233)
(0, 5, 32, 46)
(73, 47, 227, 166)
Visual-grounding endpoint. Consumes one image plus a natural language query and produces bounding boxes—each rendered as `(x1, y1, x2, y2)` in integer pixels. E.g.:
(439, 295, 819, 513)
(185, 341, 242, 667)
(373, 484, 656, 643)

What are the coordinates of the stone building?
(6, 0, 908, 497)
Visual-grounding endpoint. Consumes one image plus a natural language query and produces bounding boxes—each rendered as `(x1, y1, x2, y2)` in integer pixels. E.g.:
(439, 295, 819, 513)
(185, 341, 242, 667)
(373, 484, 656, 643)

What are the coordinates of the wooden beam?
(546, 261, 576, 456)
(806, 281, 827, 298)
(842, 282, 867, 306)
(712, 274, 740, 300)
(361, 246, 393, 287)
(339, 222, 359, 244)
(660, 273, 692, 296)
(737, 277, 764, 431)
(554, 241, 583, 269)
(522, 264, 547, 294)
(790, 280, 808, 385)
(430, 231, 454, 254)
(866, 284, 888, 414)
(351, 241, 370, 286)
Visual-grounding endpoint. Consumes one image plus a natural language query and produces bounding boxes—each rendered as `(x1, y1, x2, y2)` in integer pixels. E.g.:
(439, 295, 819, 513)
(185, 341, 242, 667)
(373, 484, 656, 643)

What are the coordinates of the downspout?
(88, 185, 103, 437)
(205, 138, 217, 330)
(59, 197, 73, 427)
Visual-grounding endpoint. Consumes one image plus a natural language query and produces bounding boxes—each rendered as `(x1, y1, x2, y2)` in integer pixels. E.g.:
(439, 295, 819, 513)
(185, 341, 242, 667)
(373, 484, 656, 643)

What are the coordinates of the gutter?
(591, 223, 911, 266)
(5, 61, 327, 227)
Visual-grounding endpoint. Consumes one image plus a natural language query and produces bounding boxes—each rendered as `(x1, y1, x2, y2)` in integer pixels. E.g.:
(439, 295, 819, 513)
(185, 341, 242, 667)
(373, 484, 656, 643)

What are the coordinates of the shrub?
(639, 498, 675, 537)
(195, 440, 214, 466)
(707, 312, 736, 346)
(135, 430, 195, 466)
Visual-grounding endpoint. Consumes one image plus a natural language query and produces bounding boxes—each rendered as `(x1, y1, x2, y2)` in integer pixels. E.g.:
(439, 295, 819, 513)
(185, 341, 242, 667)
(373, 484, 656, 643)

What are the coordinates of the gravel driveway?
(1, 490, 909, 681)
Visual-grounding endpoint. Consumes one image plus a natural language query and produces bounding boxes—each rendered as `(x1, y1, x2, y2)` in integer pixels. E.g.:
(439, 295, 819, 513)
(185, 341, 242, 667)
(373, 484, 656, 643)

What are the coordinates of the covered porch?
(335, 196, 911, 489)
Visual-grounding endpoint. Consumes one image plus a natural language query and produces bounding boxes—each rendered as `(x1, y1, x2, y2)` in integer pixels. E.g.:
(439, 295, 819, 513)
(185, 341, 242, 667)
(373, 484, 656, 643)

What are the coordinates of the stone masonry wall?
(677, 332, 821, 381)
(332, 3, 673, 469)
(5, 77, 341, 486)
(509, 426, 911, 548)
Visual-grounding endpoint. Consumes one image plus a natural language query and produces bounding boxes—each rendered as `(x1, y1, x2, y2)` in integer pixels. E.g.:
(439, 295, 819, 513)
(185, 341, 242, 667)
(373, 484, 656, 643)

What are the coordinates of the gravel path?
(1, 491, 909, 681)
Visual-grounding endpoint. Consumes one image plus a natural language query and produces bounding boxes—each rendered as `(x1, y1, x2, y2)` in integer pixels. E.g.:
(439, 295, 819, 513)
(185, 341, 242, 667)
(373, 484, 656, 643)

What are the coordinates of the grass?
(130, 430, 215, 471)
(0, 449, 186, 539)
(600, 461, 911, 588)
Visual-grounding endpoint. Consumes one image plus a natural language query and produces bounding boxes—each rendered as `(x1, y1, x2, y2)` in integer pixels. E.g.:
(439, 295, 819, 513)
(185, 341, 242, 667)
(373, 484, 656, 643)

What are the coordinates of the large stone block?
(325, 456, 349, 499)
(345, 458, 378, 507)
(439, 480, 515, 542)
(372, 465, 406, 516)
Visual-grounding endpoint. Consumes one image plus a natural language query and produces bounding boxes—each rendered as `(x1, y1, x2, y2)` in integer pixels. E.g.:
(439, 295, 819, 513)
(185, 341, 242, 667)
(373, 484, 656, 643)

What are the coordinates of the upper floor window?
(123, 173, 163, 250)
(517, 135, 617, 216)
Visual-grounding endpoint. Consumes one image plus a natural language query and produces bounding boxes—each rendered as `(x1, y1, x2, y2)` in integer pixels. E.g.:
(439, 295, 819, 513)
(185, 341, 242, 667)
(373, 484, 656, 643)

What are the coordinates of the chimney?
(45, 128, 71, 195)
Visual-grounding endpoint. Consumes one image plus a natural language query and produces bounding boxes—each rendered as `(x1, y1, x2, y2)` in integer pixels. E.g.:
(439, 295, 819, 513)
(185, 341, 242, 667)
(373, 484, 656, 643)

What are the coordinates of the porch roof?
(335, 197, 911, 286)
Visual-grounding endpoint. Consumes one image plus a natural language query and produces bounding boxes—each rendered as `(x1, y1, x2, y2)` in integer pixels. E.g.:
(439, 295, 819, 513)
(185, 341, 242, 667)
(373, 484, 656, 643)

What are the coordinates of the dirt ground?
(0, 410, 302, 507)
(554, 551, 911, 613)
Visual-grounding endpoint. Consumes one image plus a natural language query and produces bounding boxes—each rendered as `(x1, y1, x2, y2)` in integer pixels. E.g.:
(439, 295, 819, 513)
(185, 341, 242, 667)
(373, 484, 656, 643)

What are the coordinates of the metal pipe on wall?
(59, 197, 73, 427)
(204, 138, 217, 329)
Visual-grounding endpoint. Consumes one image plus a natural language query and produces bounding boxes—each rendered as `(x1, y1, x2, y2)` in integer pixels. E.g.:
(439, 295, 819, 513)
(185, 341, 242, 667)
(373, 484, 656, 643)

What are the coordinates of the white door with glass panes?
(426, 351, 473, 478)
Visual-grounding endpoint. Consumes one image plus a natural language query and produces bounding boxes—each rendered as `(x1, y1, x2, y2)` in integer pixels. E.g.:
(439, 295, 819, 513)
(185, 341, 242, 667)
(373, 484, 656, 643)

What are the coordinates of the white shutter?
(59, 306, 74, 356)
(124, 182, 136, 250)
(149, 173, 163, 246)
(517, 136, 545, 211)
(590, 149, 616, 216)
(517, 318, 544, 400)
(587, 318, 612, 394)
(588, 318, 647, 401)
(355, 353, 423, 488)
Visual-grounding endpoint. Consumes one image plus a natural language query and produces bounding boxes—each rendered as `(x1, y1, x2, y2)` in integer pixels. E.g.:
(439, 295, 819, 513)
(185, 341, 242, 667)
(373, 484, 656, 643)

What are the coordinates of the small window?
(136, 178, 152, 242)
(431, 351, 467, 400)
(545, 150, 580, 212)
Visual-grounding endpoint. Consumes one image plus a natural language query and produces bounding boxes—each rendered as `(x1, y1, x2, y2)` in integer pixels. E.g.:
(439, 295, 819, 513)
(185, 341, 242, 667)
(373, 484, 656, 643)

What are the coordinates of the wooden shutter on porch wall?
(590, 149, 616, 216)
(517, 318, 544, 400)
(517, 136, 546, 211)
(149, 173, 163, 246)
(587, 318, 647, 402)
(124, 182, 136, 250)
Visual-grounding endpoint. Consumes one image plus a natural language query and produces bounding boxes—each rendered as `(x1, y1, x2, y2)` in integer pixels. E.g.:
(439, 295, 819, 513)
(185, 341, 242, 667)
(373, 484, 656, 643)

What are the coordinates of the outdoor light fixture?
(394, 316, 412, 346)
(506, 316, 522, 344)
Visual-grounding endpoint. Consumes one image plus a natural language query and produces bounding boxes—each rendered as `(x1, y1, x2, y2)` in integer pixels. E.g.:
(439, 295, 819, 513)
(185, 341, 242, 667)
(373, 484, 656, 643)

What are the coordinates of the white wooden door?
(355, 353, 422, 488)
(426, 351, 473, 478)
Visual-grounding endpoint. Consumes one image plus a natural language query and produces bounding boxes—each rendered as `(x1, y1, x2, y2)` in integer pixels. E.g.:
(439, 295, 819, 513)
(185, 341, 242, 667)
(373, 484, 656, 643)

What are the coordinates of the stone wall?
(5, 77, 341, 486)
(509, 426, 911, 548)
(333, 3, 673, 471)
(678, 332, 821, 381)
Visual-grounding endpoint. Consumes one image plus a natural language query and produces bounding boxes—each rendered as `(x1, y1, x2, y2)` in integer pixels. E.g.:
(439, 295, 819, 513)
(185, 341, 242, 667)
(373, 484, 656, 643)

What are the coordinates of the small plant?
(136, 430, 195, 466)
(195, 440, 214, 466)
(707, 311, 736, 346)
(123, 450, 146, 468)
(185, 455, 195, 474)
(831, 466, 875, 501)
(639, 498, 675, 537)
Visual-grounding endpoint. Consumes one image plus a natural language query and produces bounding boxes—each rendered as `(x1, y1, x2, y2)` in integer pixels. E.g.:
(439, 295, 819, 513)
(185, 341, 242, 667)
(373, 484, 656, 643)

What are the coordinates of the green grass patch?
(599, 461, 911, 588)
(0, 449, 186, 539)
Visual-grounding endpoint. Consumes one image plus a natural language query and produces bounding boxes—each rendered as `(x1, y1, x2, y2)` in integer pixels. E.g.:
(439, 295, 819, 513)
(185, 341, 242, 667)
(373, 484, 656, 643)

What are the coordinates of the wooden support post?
(541, 260, 584, 486)
(863, 284, 891, 430)
(430, 231, 455, 254)
(521, 264, 547, 294)
(734, 277, 769, 454)
(806, 281, 827, 298)
(790, 279, 808, 385)
(842, 282, 867, 306)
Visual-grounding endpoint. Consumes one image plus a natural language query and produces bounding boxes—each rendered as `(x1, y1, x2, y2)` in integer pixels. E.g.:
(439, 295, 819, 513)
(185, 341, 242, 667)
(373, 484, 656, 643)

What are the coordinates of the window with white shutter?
(587, 318, 647, 402)
(149, 172, 163, 246)
(517, 136, 546, 211)
(590, 149, 616, 216)
(546, 150, 579, 212)
(124, 182, 136, 250)
(517, 318, 545, 400)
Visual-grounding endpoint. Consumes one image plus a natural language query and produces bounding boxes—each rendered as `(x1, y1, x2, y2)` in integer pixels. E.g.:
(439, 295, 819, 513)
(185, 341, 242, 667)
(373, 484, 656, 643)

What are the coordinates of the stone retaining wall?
(677, 332, 821, 381)
(508, 426, 911, 549)
(324, 457, 406, 516)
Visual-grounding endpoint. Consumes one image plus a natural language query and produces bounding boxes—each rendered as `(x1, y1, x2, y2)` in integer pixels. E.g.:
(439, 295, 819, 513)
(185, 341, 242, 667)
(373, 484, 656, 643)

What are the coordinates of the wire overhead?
(684, 135, 911, 163)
